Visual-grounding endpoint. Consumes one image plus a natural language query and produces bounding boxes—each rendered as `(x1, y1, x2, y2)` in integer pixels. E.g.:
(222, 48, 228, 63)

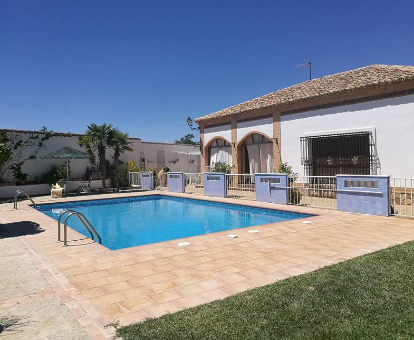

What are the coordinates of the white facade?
(204, 124, 232, 145)
(281, 95, 414, 178)
(236, 117, 273, 143)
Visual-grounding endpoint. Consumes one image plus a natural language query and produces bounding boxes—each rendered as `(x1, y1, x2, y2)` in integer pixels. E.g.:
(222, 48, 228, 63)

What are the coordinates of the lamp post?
(187, 117, 200, 131)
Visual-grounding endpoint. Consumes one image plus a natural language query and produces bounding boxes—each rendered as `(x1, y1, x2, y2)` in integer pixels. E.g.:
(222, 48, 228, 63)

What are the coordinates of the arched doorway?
(239, 133, 273, 174)
(207, 138, 232, 170)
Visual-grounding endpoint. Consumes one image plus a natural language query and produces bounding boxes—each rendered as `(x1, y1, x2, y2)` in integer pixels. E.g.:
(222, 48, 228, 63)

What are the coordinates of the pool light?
(178, 242, 191, 246)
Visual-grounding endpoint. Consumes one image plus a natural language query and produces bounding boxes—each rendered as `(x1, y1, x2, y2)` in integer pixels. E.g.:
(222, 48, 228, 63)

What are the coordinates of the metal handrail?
(57, 210, 78, 241)
(58, 210, 102, 246)
(14, 190, 37, 210)
(63, 212, 94, 245)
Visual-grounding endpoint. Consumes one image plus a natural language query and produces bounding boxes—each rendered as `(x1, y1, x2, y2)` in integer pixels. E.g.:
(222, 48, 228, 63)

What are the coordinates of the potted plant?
(327, 156, 333, 166)
(352, 156, 359, 165)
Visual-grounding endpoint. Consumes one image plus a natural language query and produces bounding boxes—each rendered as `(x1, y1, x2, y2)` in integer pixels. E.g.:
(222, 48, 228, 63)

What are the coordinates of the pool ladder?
(57, 210, 102, 246)
(14, 190, 37, 210)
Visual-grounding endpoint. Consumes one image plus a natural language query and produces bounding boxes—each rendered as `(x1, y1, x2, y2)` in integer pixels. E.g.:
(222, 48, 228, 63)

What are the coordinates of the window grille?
(300, 131, 378, 176)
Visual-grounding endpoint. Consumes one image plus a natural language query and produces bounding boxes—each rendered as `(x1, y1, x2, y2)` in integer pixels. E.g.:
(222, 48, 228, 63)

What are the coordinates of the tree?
(175, 134, 200, 145)
(79, 123, 112, 190)
(108, 128, 133, 192)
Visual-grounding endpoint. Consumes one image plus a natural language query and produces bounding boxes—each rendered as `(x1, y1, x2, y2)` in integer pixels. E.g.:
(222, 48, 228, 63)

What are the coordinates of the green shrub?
(211, 162, 233, 174)
(127, 161, 140, 172)
(110, 163, 130, 188)
(278, 162, 301, 204)
(41, 165, 60, 185)
(57, 164, 69, 180)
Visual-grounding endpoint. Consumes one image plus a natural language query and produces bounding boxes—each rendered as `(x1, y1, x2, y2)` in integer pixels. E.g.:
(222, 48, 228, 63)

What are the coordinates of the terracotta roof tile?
(195, 64, 414, 122)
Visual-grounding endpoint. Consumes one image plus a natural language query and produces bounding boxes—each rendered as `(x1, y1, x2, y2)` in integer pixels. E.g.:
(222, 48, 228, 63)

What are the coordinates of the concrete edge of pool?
(35, 192, 317, 251)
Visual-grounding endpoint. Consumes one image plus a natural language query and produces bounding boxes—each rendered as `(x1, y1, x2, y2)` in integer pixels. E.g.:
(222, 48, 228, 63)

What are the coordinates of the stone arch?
(237, 132, 273, 174)
(237, 131, 272, 147)
(205, 137, 233, 170)
(205, 136, 232, 149)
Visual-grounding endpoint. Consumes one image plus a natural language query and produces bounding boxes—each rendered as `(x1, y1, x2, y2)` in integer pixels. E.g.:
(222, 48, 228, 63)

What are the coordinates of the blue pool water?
(37, 195, 312, 250)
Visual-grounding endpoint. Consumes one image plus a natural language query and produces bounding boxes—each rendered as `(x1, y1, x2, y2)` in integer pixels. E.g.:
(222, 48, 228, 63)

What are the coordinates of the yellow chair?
(51, 183, 66, 198)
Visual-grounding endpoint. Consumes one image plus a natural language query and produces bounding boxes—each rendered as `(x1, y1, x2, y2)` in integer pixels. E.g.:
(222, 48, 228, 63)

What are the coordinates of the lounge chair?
(51, 183, 66, 198)
(78, 177, 92, 194)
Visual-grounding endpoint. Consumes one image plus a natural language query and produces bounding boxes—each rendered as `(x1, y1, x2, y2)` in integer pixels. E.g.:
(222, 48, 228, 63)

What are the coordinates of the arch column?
(231, 119, 238, 173)
(273, 112, 282, 172)
(200, 126, 207, 172)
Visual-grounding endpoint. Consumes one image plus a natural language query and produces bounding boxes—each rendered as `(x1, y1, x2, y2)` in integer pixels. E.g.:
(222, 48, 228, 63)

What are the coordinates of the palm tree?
(79, 123, 112, 190)
(108, 128, 133, 192)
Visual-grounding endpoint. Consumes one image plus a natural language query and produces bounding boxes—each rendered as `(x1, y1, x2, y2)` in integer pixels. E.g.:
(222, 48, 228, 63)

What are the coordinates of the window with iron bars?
(300, 131, 379, 177)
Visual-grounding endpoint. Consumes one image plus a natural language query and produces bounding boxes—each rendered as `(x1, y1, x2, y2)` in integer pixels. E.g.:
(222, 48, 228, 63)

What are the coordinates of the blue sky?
(1, 0, 413, 142)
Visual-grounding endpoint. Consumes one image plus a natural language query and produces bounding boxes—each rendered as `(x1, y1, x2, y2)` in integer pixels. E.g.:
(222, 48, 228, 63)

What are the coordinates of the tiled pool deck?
(1, 191, 414, 339)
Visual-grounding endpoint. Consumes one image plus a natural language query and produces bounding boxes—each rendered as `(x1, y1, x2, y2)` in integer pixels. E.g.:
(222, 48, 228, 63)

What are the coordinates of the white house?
(196, 64, 414, 178)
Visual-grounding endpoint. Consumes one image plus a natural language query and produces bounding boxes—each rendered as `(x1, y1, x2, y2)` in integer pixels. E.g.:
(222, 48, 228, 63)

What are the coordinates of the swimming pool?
(38, 195, 312, 250)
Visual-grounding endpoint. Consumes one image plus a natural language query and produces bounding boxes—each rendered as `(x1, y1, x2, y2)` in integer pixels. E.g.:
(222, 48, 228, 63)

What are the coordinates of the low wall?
(141, 172, 154, 190)
(0, 179, 112, 198)
(255, 174, 288, 204)
(167, 173, 184, 193)
(204, 173, 226, 197)
(0, 184, 51, 198)
(337, 175, 390, 216)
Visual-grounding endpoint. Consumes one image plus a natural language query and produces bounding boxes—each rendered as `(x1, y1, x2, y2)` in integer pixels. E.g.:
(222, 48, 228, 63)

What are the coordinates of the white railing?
(184, 173, 203, 194)
(288, 175, 337, 209)
(225, 174, 255, 200)
(390, 178, 414, 218)
(157, 173, 168, 190)
(128, 171, 141, 188)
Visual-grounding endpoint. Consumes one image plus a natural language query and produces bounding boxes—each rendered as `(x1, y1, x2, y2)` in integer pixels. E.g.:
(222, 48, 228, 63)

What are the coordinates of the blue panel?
(167, 172, 184, 193)
(255, 174, 288, 204)
(140, 172, 154, 190)
(204, 173, 226, 197)
(337, 175, 390, 216)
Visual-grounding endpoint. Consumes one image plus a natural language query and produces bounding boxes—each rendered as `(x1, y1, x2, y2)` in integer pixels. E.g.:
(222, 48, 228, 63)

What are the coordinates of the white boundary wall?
(2, 132, 200, 182)
(281, 95, 414, 178)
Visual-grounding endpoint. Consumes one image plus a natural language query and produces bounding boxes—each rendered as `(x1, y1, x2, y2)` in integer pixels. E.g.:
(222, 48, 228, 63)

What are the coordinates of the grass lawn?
(116, 242, 414, 340)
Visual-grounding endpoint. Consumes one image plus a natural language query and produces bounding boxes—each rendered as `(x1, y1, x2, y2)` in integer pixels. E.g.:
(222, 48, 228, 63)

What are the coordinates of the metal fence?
(128, 171, 141, 188)
(225, 174, 255, 200)
(390, 178, 414, 218)
(157, 173, 168, 191)
(288, 175, 337, 209)
(132, 171, 413, 217)
(184, 173, 203, 194)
